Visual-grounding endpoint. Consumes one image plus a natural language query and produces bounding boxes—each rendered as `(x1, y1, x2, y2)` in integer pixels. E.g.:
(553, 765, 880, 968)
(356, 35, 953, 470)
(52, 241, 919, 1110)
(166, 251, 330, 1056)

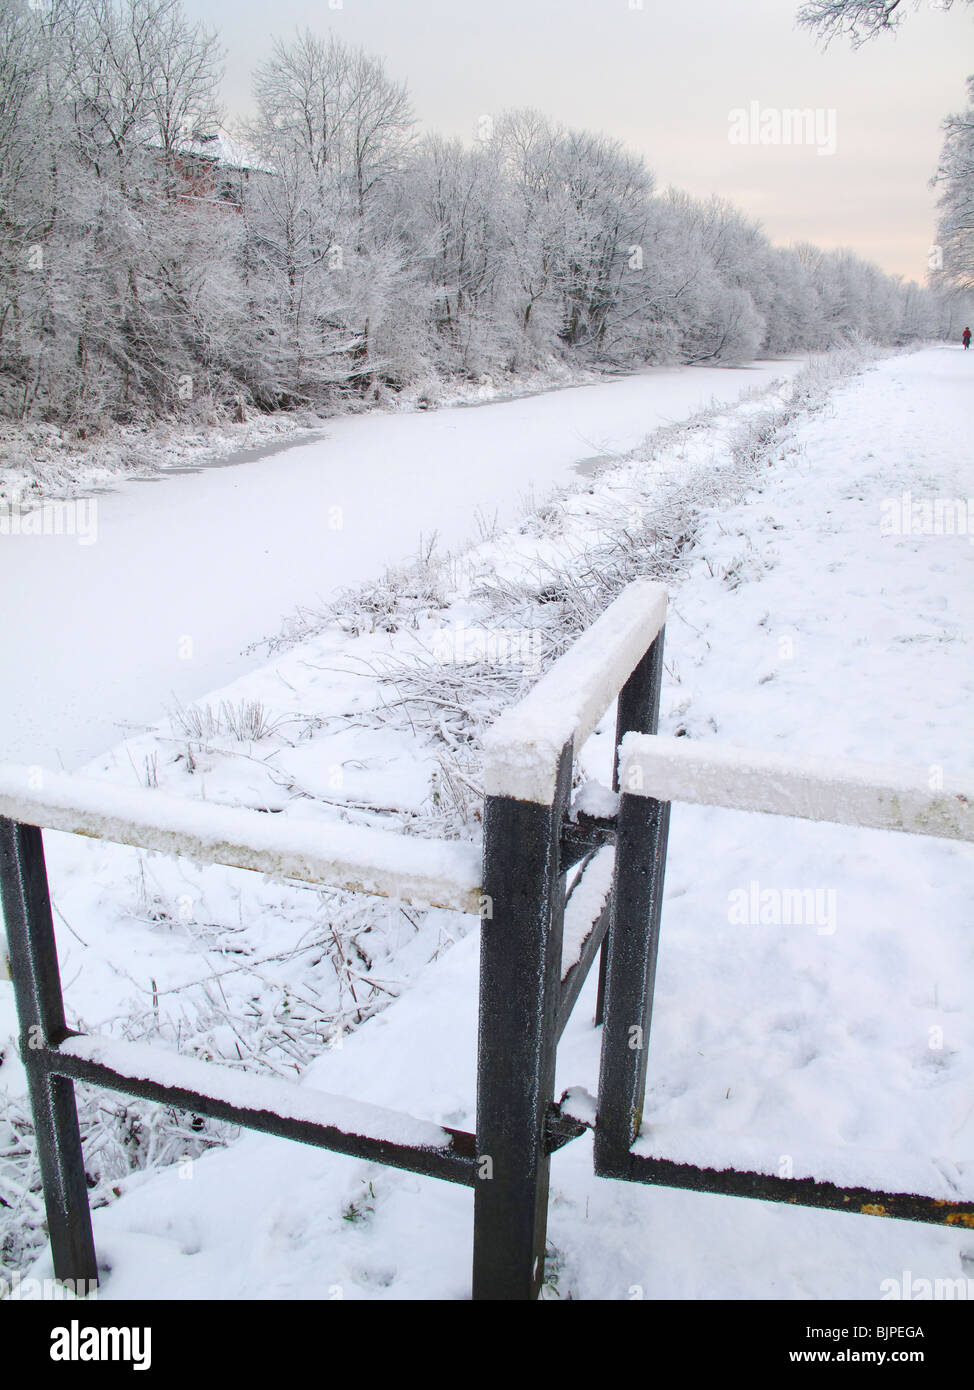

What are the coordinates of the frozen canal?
(0, 360, 803, 768)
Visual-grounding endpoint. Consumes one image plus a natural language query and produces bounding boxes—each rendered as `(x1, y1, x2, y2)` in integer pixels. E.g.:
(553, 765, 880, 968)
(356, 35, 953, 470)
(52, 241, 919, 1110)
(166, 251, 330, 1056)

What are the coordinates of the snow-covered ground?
(0, 360, 801, 770)
(3, 344, 973, 1300)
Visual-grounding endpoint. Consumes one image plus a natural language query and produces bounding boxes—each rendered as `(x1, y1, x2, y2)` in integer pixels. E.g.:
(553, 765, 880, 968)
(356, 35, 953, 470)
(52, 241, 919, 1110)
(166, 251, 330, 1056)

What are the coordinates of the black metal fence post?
(472, 743, 573, 1301)
(595, 631, 666, 1026)
(0, 817, 98, 1286)
(594, 632, 671, 1171)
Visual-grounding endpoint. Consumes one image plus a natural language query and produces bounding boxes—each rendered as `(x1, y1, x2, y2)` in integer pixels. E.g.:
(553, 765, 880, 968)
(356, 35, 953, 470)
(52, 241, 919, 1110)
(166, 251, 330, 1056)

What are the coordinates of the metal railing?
(2, 577, 972, 1301)
(594, 729, 974, 1228)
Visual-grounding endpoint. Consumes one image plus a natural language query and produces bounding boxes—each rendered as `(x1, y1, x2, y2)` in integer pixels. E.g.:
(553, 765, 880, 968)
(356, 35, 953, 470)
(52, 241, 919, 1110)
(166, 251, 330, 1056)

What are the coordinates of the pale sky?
(183, 0, 974, 282)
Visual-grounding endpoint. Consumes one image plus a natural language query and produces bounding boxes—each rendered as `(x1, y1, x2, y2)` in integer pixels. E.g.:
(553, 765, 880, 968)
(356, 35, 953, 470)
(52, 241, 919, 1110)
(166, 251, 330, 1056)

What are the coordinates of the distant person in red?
(964, 327, 972, 349)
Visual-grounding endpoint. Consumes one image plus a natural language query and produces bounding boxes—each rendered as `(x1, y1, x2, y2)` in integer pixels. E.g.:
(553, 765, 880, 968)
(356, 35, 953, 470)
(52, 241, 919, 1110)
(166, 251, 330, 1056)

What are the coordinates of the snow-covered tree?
(0, 4, 960, 428)
(409, 135, 514, 374)
(797, 0, 971, 46)
(243, 30, 420, 401)
(933, 76, 974, 292)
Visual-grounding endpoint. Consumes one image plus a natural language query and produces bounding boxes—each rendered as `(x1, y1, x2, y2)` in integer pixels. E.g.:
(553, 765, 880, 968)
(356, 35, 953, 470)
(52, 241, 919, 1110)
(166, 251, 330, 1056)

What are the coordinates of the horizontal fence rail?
(611, 1153, 974, 1227)
(49, 1034, 477, 1186)
(617, 734, 974, 842)
(0, 765, 483, 913)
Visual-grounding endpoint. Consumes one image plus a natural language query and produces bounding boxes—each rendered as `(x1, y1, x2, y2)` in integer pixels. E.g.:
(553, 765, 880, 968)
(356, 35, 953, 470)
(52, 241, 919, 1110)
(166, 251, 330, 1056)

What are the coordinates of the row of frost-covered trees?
(1, 0, 971, 428)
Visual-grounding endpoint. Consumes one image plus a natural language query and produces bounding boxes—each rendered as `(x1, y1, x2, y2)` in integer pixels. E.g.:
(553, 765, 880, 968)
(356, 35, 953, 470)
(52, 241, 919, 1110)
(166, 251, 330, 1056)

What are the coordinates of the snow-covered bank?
(0, 358, 615, 511)
(4, 344, 972, 1299)
(0, 357, 803, 770)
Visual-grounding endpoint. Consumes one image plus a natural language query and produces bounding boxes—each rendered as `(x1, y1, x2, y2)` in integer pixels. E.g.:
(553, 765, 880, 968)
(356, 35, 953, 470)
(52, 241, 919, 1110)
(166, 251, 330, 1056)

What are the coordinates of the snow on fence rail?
(618, 734, 974, 843)
(51, 1033, 475, 1185)
(483, 579, 668, 804)
(0, 765, 483, 913)
(56, 1034, 448, 1148)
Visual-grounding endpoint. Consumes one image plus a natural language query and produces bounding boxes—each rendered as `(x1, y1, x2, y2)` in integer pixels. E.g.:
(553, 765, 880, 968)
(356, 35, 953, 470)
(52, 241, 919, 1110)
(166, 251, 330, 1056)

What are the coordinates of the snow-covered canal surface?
(1, 360, 802, 769)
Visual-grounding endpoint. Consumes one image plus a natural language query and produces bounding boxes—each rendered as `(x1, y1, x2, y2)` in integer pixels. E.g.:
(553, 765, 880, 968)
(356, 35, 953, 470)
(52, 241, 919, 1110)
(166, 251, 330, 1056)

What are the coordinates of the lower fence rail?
(598, 1149, 974, 1227)
(48, 1035, 478, 1186)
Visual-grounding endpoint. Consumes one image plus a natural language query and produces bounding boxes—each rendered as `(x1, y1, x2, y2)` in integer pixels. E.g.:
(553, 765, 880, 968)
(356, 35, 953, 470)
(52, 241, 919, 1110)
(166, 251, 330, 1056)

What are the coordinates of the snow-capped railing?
(0, 577, 672, 1303)
(0, 762, 485, 1297)
(0, 766, 482, 913)
(588, 707, 974, 1251)
(474, 579, 671, 1298)
(474, 577, 974, 1298)
(4, 575, 972, 1303)
(483, 579, 667, 804)
(617, 735, 974, 841)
